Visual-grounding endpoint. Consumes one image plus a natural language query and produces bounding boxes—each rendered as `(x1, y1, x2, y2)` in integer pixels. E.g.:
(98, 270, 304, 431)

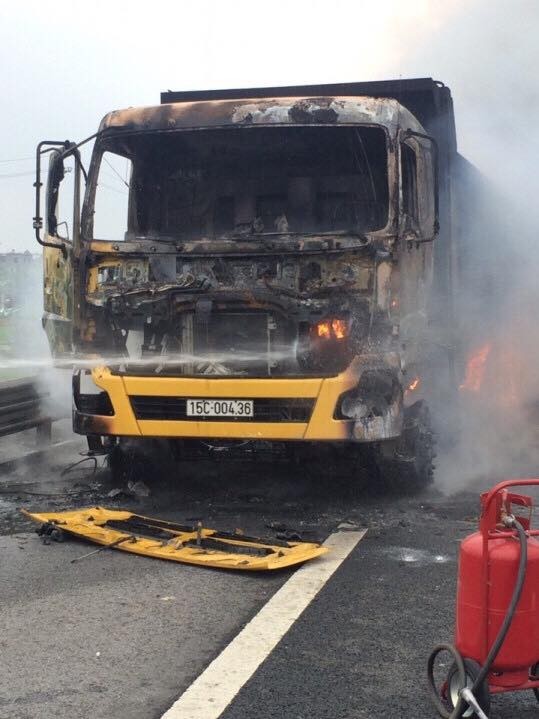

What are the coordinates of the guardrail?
(0, 378, 58, 442)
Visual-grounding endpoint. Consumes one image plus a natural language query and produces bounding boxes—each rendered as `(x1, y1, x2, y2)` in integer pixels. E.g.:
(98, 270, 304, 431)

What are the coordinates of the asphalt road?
(1, 435, 538, 719)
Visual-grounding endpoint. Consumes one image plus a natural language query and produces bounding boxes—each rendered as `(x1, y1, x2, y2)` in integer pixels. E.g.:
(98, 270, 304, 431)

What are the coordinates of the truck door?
(398, 132, 437, 368)
(35, 145, 81, 359)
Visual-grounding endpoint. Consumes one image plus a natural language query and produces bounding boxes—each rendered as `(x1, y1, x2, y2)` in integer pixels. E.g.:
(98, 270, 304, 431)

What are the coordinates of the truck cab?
(35, 80, 451, 488)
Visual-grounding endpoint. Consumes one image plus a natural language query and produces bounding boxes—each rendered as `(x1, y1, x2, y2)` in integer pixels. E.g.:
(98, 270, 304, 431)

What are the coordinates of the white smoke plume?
(400, 0, 539, 488)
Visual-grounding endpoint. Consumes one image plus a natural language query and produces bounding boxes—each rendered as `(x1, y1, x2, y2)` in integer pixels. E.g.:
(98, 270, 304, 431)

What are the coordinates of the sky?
(0, 0, 537, 250)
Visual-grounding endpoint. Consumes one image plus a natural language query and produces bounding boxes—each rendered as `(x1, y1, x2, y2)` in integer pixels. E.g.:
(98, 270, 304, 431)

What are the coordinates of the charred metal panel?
(42, 242, 74, 356)
(80, 244, 389, 379)
(99, 96, 423, 137)
(336, 366, 403, 442)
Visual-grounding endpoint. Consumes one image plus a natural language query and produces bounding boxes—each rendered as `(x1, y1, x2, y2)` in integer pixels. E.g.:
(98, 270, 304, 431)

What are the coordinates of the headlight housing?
(73, 370, 114, 416)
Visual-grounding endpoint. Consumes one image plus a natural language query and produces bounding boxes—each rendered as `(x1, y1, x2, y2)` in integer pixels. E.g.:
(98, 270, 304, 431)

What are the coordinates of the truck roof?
(160, 78, 456, 151)
(99, 95, 424, 137)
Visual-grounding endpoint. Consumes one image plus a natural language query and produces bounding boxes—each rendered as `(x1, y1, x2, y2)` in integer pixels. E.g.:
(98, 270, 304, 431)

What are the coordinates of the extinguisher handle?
(481, 478, 539, 534)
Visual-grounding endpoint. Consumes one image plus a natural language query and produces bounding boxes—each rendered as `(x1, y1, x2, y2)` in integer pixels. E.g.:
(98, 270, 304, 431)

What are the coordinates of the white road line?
(160, 529, 367, 719)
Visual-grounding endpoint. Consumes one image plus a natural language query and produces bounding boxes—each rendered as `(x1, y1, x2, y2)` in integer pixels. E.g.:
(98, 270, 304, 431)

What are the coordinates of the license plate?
(186, 398, 254, 418)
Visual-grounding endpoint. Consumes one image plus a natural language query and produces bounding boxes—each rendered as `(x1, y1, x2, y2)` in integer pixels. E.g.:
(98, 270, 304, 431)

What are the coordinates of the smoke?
(403, 0, 539, 489)
(0, 253, 72, 422)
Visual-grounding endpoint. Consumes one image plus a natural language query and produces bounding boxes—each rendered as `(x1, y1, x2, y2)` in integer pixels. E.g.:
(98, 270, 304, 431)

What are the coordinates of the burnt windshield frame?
(81, 123, 395, 244)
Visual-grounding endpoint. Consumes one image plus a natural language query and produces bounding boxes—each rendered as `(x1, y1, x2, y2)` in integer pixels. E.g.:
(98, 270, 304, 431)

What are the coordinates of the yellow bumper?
(22, 507, 328, 571)
(80, 363, 366, 441)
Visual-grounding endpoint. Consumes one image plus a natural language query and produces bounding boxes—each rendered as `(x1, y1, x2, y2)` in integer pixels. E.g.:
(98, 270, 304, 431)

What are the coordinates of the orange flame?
(460, 343, 491, 393)
(316, 321, 331, 338)
(407, 377, 420, 392)
(315, 319, 348, 340)
(331, 319, 347, 340)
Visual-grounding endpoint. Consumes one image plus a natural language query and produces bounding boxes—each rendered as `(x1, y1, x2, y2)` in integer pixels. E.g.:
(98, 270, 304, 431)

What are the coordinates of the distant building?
(0, 250, 38, 265)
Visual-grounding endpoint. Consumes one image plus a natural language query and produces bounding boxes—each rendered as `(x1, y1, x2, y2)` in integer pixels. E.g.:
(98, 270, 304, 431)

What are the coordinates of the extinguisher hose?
(427, 519, 528, 718)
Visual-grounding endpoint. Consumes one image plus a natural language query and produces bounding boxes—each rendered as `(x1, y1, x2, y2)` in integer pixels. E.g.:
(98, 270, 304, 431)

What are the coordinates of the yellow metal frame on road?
(23, 507, 328, 571)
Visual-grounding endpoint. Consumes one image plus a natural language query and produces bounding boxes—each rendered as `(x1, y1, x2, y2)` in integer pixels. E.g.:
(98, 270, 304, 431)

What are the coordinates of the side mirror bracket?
(34, 132, 96, 255)
(34, 140, 72, 257)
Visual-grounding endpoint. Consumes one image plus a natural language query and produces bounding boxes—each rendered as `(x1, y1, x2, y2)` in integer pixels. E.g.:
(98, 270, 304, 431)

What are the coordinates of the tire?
(107, 442, 155, 486)
(375, 400, 435, 494)
(446, 658, 490, 719)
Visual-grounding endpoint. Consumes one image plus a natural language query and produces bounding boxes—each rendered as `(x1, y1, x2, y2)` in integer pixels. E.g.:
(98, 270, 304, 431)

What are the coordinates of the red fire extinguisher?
(428, 479, 539, 719)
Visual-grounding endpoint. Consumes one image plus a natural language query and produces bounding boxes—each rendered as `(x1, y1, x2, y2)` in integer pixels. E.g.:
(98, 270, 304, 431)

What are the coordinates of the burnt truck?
(34, 78, 464, 488)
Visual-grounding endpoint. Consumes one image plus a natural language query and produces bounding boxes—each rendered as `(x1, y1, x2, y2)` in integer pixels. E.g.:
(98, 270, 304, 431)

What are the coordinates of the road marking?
(160, 529, 367, 719)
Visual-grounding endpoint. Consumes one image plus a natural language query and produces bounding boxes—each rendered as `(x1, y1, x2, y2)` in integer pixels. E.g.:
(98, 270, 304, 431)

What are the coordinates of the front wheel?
(107, 440, 161, 486)
(375, 400, 435, 493)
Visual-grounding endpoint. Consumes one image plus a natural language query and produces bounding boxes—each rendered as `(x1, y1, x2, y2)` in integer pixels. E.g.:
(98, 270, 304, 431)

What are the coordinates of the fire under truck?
(34, 78, 477, 489)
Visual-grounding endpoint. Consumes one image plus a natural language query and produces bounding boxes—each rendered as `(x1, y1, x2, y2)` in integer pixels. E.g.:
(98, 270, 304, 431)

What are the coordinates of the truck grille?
(129, 396, 315, 423)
